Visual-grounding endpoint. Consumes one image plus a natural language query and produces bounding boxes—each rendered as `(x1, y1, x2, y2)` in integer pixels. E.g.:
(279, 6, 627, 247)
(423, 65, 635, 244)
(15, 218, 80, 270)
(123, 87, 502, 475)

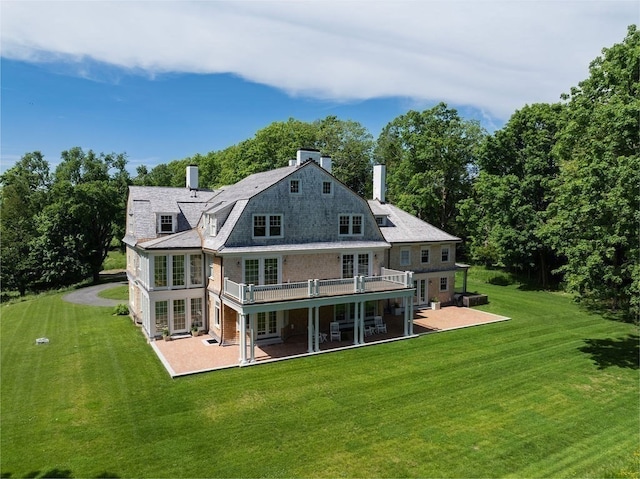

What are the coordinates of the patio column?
(239, 313, 247, 364)
(408, 300, 414, 335)
(359, 301, 365, 344)
(353, 301, 360, 346)
(249, 314, 255, 363)
(307, 307, 313, 353)
(314, 306, 320, 352)
(403, 297, 409, 336)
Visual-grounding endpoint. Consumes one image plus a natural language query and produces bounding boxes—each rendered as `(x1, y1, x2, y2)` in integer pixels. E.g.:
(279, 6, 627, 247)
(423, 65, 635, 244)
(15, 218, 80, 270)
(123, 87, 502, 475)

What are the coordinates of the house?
(123, 149, 461, 363)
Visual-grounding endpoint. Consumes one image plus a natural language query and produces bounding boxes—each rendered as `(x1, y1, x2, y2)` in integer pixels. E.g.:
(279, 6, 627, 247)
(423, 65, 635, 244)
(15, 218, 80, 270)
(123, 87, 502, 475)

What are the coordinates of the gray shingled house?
(123, 149, 461, 363)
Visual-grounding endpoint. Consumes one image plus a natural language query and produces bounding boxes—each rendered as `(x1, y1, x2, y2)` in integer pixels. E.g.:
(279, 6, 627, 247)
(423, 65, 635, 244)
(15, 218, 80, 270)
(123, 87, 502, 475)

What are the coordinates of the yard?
(1, 270, 638, 478)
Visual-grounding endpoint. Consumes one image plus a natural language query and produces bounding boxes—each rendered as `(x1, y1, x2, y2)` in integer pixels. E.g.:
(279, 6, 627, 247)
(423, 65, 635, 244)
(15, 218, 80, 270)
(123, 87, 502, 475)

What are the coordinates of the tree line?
(2, 26, 637, 318)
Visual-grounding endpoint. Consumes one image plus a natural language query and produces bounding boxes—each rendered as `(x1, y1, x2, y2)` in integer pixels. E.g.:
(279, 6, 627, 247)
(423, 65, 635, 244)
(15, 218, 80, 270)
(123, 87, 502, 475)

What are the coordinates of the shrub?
(113, 303, 129, 316)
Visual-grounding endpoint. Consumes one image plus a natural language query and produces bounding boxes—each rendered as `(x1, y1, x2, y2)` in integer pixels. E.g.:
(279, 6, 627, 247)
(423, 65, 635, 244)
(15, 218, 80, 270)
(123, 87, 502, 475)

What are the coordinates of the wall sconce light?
(237, 261, 241, 266)
(374, 254, 377, 259)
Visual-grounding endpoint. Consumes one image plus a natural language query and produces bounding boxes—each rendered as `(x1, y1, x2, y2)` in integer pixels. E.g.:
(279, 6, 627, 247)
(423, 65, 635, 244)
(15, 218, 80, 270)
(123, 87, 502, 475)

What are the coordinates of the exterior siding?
(388, 242, 457, 273)
(224, 166, 384, 247)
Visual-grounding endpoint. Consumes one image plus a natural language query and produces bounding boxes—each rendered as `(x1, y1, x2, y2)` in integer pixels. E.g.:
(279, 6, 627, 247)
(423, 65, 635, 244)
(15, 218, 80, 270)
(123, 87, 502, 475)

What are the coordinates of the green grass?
(101, 249, 126, 271)
(97, 284, 129, 301)
(2, 270, 638, 478)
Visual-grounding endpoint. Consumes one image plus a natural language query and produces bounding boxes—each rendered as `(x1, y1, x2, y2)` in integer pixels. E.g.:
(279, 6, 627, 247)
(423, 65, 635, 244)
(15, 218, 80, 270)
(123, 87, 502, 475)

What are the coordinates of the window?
(253, 214, 283, 238)
(441, 246, 450, 263)
(375, 216, 386, 226)
(209, 216, 217, 236)
(342, 254, 354, 278)
(290, 179, 300, 194)
(173, 299, 186, 330)
(338, 215, 364, 236)
(253, 215, 266, 237)
(400, 248, 410, 266)
(159, 214, 174, 233)
(357, 253, 369, 276)
(191, 298, 203, 329)
(440, 277, 448, 292)
(154, 256, 167, 288)
(190, 254, 203, 285)
(155, 301, 168, 330)
(213, 298, 221, 328)
(264, 258, 279, 285)
(257, 311, 277, 337)
(244, 258, 279, 285)
(172, 255, 185, 287)
(322, 181, 332, 195)
(421, 247, 430, 264)
(270, 215, 282, 237)
(244, 259, 259, 285)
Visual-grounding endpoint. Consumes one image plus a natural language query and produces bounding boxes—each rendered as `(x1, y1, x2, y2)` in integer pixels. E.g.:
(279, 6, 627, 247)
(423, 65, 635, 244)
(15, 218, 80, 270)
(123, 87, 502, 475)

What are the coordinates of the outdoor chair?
(330, 321, 342, 341)
(374, 316, 387, 334)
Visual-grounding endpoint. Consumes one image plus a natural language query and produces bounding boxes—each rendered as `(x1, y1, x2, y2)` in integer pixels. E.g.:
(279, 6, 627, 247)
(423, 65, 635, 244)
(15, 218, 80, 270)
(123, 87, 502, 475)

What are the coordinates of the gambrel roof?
(123, 186, 216, 248)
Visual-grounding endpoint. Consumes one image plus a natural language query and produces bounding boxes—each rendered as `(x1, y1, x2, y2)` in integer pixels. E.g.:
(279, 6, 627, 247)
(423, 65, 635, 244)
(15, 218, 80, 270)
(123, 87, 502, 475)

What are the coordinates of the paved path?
(63, 281, 127, 307)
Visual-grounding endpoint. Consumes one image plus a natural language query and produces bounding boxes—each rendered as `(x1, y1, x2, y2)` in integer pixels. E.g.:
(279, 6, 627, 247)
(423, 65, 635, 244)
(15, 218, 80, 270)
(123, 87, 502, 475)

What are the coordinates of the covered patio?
(151, 306, 510, 377)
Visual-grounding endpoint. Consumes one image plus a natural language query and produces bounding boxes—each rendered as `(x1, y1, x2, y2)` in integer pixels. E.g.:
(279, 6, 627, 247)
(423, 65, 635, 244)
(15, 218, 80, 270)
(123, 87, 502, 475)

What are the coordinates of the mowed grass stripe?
(1, 271, 638, 478)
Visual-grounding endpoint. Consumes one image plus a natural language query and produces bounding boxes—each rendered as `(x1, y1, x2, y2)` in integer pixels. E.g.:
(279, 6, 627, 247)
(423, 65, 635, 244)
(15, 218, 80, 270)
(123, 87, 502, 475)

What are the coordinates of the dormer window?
(157, 214, 176, 234)
(375, 216, 386, 226)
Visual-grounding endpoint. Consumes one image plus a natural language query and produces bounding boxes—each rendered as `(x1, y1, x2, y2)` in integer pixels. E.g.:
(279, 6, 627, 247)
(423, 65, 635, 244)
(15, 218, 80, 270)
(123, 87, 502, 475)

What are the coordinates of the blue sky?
(1, 1, 636, 174)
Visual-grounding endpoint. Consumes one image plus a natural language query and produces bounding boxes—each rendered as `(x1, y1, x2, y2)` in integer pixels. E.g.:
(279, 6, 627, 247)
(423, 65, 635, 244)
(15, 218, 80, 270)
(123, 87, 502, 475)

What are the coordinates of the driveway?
(63, 281, 127, 307)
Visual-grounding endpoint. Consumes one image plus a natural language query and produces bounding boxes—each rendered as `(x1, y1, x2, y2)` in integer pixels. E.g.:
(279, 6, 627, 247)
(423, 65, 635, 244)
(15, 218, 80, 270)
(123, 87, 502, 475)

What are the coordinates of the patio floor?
(151, 306, 510, 377)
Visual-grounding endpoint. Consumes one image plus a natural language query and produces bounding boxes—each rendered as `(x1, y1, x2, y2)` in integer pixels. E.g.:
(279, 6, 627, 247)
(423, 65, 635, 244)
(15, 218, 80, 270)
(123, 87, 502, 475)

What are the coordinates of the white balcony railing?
(223, 268, 413, 304)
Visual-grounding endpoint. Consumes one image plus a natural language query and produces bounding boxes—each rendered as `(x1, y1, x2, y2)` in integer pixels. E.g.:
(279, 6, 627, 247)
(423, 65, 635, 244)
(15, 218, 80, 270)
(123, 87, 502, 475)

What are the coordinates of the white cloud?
(1, 0, 635, 119)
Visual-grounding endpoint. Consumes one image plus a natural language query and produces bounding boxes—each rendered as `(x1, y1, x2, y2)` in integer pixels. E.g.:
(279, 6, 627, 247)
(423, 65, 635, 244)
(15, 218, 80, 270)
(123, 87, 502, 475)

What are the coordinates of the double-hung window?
(441, 246, 450, 263)
(158, 214, 175, 233)
(421, 247, 430, 264)
(338, 215, 363, 236)
(440, 277, 448, 292)
(253, 214, 283, 238)
(290, 179, 301, 194)
(322, 181, 332, 195)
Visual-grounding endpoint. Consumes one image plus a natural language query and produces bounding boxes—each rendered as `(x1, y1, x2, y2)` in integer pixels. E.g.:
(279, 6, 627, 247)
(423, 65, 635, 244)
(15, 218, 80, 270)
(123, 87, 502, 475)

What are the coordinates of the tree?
(376, 103, 485, 236)
(314, 116, 374, 197)
(0, 152, 51, 295)
(34, 147, 129, 285)
(459, 103, 565, 286)
(544, 25, 640, 316)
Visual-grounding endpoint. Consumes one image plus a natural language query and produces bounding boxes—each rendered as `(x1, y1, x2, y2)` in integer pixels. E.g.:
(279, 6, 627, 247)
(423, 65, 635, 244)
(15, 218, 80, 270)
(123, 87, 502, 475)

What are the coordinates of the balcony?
(223, 268, 413, 304)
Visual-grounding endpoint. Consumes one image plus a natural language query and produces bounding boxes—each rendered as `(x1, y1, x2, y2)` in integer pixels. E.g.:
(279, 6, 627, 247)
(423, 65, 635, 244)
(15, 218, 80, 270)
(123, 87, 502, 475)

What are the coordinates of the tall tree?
(0, 152, 51, 295)
(376, 103, 485, 236)
(314, 116, 374, 197)
(544, 25, 639, 316)
(34, 147, 129, 285)
(459, 103, 565, 286)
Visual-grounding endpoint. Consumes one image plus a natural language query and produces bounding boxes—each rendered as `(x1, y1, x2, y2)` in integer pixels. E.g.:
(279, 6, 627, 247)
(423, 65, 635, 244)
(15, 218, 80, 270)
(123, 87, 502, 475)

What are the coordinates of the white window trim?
(441, 246, 450, 263)
(341, 252, 372, 278)
(322, 181, 333, 196)
(289, 179, 301, 195)
(151, 252, 202, 291)
(440, 277, 449, 292)
(252, 214, 284, 239)
(243, 256, 282, 285)
(157, 213, 177, 234)
(338, 214, 364, 237)
(421, 246, 430, 264)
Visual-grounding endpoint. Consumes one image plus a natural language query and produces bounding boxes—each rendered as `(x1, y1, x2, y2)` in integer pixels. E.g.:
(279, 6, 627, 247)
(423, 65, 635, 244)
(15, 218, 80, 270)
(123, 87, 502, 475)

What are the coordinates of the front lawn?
(1, 272, 638, 478)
